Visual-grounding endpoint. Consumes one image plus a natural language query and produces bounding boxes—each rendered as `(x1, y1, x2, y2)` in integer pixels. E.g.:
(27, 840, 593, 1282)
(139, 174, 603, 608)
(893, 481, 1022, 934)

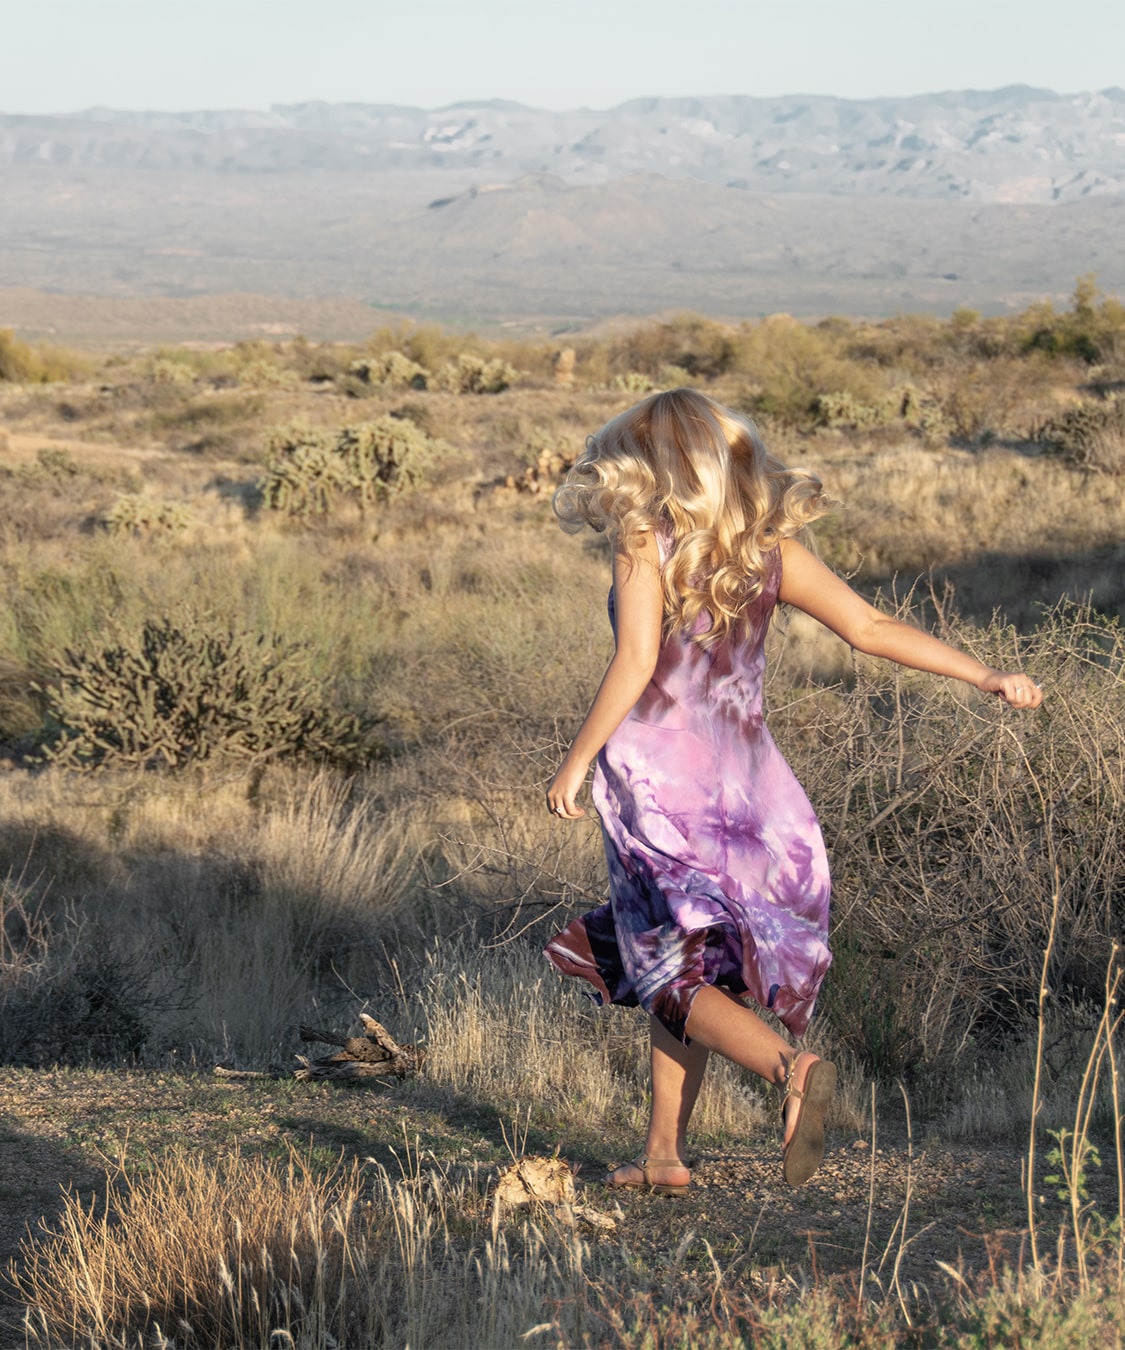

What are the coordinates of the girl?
(543, 388, 1043, 1194)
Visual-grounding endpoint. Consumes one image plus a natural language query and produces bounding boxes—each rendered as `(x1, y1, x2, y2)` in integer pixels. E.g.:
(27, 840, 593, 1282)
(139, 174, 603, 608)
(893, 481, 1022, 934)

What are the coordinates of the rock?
(492, 1156, 576, 1212)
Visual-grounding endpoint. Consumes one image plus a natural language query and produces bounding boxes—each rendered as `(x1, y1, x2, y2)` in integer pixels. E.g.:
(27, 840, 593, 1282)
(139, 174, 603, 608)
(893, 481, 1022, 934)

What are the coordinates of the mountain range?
(1, 89, 1123, 337)
(4, 87, 1125, 202)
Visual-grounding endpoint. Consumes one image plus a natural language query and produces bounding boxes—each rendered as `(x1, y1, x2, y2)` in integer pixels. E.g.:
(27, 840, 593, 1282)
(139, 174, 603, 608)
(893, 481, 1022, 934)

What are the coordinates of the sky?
(2, 0, 1123, 115)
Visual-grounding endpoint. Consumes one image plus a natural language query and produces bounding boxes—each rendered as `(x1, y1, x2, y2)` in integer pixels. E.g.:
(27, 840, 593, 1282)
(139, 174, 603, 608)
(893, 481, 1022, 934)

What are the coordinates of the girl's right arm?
(546, 531, 664, 819)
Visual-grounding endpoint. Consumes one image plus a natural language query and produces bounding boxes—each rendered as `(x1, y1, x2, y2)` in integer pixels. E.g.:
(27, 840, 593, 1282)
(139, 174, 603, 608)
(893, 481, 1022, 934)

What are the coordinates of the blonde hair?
(554, 388, 833, 645)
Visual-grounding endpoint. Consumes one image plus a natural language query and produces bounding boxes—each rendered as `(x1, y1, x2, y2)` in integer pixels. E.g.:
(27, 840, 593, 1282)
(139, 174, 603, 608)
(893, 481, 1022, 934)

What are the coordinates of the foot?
(781, 1052, 836, 1188)
(606, 1156, 691, 1195)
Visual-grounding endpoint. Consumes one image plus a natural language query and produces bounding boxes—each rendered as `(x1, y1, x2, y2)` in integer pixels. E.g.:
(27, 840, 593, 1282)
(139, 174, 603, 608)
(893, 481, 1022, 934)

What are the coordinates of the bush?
(0, 329, 86, 383)
(607, 313, 741, 380)
(813, 390, 894, 429)
(33, 616, 382, 771)
(779, 601, 1125, 1081)
(739, 315, 883, 425)
(1039, 396, 1125, 474)
(258, 416, 456, 514)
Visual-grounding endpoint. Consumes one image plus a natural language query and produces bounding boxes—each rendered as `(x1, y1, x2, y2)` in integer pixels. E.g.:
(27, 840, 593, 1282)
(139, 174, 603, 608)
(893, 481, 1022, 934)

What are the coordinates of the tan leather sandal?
(780, 1053, 837, 1188)
(605, 1155, 691, 1197)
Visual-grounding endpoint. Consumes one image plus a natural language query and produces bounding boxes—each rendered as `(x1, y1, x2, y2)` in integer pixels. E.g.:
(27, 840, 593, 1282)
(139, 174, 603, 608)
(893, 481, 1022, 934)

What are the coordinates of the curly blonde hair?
(554, 388, 833, 645)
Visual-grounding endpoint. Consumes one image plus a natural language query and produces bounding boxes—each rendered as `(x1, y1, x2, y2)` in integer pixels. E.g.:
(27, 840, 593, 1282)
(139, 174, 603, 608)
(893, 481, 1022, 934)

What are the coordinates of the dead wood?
(212, 1012, 424, 1084)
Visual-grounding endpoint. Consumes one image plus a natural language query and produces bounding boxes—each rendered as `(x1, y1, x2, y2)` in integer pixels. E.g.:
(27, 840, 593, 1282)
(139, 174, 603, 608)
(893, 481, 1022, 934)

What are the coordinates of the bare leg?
(685, 986, 823, 1149)
(608, 1015, 705, 1189)
(609, 989, 831, 1189)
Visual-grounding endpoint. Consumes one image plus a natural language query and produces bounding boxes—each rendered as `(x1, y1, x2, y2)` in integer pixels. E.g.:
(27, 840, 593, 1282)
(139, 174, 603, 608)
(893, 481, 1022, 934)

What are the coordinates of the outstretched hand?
(978, 670, 1044, 709)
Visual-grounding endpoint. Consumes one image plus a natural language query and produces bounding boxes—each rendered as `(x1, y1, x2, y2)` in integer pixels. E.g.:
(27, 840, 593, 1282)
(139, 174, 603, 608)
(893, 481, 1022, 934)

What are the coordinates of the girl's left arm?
(546, 531, 664, 819)
(778, 538, 1043, 709)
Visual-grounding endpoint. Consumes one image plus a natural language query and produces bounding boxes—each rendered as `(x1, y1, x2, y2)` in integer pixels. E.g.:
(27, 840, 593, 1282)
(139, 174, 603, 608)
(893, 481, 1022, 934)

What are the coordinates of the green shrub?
(814, 384, 947, 433)
(739, 315, 883, 425)
(0, 329, 86, 383)
(258, 417, 456, 515)
(11, 447, 85, 489)
(1039, 396, 1125, 474)
(33, 616, 381, 771)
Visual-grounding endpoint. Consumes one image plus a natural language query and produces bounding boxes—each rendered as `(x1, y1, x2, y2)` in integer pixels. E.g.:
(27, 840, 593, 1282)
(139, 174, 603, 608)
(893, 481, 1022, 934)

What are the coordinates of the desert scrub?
(33, 615, 381, 771)
(1039, 396, 1125, 475)
(258, 416, 457, 515)
(150, 389, 267, 458)
(606, 313, 741, 380)
(784, 600, 1125, 1082)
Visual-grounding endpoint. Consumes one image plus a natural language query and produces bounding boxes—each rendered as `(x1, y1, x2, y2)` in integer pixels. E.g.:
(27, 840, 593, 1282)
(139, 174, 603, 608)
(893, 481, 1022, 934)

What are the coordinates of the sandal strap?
(637, 1156, 686, 1169)
(779, 1051, 814, 1115)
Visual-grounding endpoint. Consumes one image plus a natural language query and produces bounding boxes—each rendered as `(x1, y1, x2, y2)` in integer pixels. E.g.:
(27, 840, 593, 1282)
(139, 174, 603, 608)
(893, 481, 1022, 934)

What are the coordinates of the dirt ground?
(1, 1063, 1097, 1347)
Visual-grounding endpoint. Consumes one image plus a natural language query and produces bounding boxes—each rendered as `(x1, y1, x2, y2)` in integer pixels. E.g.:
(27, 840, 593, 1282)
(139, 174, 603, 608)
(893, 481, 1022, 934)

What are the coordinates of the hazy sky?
(3, 0, 1123, 114)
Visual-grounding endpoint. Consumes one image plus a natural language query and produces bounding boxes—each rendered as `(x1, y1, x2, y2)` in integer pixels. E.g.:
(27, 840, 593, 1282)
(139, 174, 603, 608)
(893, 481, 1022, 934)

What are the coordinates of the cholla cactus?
(34, 616, 379, 770)
(505, 434, 579, 494)
(609, 372, 655, 394)
(237, 359, 299, 390)
(258, 435, 348, 515)
(349, 351, 430, 390)
(258, 416, 455, 515)
(815, 385, 945, 434)
(105, 495, 192, 536)
(813, 390, 891, 429)
(1040, 396, 1125, 474)
(148, 358, 195, 387)
(434, 353, 515, 394)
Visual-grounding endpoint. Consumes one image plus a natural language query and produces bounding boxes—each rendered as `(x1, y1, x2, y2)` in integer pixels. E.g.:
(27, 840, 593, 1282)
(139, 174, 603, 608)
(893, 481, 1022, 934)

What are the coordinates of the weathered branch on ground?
(213, 1013, 424, 1084)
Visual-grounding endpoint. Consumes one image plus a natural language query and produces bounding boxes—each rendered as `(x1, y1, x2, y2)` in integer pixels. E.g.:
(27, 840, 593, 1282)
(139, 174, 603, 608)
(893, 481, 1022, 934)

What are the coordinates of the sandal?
(605, 1155, 691, 1197)
(780, 1053, 837, 1188)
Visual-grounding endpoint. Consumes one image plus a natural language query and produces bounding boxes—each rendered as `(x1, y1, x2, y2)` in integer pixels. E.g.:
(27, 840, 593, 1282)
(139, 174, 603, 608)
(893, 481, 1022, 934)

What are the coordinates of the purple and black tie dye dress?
(544, 542, 832, 1043)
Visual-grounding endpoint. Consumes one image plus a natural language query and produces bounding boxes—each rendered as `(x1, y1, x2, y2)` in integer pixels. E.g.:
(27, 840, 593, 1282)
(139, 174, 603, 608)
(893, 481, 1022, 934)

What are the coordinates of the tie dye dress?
(544, 541, 832, 1043)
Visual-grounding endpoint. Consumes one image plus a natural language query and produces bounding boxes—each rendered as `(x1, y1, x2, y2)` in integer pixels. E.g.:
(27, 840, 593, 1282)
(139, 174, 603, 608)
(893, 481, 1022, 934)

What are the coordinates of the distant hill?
(3, 88, 1124, 202)
(1, 90, 1123, 339)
